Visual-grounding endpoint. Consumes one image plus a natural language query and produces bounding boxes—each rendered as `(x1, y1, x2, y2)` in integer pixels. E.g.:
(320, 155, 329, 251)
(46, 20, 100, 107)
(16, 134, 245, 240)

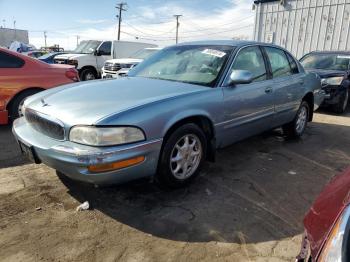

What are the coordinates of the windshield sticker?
(202, 49, 226, 58)
(337, 55, 350, 59)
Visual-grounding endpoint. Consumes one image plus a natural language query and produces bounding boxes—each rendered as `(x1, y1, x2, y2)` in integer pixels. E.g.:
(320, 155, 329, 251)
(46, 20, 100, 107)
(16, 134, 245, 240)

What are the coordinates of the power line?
(116, 2, 127, 40)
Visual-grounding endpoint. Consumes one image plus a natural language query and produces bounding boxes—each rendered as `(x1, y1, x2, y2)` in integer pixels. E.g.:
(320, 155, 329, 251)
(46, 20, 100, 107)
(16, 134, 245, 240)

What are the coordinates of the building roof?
(254, 0, 279, 4)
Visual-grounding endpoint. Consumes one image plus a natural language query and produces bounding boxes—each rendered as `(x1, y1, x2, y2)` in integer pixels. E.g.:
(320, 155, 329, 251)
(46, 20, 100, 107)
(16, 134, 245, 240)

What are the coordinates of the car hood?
(106, 58, 143, 64)
(25, 77, 208, 126)
(304, 168, 350, 259)
(54, 53, 89, 60)
(306, 69, 347, 78)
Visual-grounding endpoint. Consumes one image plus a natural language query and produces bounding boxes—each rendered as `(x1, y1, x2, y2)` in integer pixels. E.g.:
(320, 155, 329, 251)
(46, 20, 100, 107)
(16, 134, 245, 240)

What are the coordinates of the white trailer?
(253, 0, 350, 58)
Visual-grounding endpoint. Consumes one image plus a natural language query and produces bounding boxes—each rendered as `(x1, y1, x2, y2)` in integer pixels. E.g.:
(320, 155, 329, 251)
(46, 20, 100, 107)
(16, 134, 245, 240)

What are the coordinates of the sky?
(0, 0, 255, 50)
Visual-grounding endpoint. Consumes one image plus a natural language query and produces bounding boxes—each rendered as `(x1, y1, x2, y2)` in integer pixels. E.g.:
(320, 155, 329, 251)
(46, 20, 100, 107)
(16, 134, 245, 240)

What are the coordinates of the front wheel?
(332, 89, 349, 114)
(156, 123, 207, 188)
(80, 68, 97, 81)
(283, 101, 310, 139)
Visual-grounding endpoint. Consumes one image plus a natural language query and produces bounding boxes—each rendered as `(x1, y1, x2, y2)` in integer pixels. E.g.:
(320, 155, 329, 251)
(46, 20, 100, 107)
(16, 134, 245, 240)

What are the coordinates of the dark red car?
(0, 47, 79, 124)
(297, 168, 350, 261)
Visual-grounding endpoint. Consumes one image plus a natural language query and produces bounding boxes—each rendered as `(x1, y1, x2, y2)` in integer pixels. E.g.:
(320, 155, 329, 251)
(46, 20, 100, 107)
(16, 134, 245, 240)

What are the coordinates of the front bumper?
(322, 84, 347, 105)
(12, 117, 163, 185)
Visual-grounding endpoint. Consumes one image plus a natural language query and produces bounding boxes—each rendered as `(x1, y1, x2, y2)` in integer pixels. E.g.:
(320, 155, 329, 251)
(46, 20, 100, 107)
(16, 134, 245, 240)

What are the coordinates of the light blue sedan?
(13, 41, 324, 187)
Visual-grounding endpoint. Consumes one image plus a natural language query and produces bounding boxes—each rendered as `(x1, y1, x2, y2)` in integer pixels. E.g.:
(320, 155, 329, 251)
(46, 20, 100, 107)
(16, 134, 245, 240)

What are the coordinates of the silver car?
(13, 41, 324, 187)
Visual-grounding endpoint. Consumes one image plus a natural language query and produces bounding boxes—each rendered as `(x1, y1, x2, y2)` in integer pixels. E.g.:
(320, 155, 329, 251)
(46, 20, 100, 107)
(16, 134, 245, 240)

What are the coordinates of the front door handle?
(265, 87, 273, 94)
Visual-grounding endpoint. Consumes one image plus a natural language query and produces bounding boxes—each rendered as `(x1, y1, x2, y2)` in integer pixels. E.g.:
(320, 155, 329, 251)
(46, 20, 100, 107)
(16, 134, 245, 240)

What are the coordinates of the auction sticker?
(202, 49, 226, 58)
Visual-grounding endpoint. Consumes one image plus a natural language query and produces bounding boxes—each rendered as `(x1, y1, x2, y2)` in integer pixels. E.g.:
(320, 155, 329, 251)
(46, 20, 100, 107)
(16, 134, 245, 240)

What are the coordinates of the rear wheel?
(283, 101, 310, 139)
(80, 68, 97, 81)
(332, 89, 349, 114)
(9, 89, 41, 120)
(156, 123, 207, 188)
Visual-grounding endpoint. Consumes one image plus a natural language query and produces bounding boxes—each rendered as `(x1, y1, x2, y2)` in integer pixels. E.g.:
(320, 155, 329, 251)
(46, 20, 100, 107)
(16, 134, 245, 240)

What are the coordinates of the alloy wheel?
(170, 134, 202, 180)
(295, 106, 308, 134)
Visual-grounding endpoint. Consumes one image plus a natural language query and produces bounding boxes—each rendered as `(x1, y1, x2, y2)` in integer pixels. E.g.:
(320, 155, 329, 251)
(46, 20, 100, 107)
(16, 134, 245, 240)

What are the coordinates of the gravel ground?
(0, 110, 349, 262)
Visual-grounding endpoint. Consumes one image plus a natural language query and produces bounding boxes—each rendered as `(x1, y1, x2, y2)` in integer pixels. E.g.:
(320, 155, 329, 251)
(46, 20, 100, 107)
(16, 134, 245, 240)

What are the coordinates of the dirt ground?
(0, 110, 349, 262)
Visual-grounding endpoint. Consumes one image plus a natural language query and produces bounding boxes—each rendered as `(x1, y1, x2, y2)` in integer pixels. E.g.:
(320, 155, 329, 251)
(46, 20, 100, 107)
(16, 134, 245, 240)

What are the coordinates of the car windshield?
(128, 45, 234, 87)
(38, 53, 59, 59)
(73, 40, 102, 54)
(130, 49, 159, 59)
(300, 53, 350, 71)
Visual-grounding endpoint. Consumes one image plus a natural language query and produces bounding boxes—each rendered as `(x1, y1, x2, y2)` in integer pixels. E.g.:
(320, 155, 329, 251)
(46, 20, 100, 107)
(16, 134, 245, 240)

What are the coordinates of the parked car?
(13, 41, 324, 187)
(296, 168, 350, 262)
(38, 52, 66, 64)
(23, 50, 47, 58)
(102, 47, 161, 79)
(54, 40, 157, 81)
(300, 51, 350, 113)
(0, 47, 79, 125)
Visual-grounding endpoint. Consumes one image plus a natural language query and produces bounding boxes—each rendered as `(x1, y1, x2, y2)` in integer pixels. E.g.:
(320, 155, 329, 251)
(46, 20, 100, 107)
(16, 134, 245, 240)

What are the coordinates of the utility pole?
(116, 2, 127, 41)
(174, 15, 182, 44)
(44, 31, 47, 48)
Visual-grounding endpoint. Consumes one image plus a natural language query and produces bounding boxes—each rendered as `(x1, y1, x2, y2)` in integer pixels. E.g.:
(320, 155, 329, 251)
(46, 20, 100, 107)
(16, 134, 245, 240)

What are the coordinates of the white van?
(54, 40, 157, 81)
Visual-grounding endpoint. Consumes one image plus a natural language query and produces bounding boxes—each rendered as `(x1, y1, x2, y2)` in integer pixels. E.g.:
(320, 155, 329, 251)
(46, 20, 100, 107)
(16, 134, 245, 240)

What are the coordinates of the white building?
(253, 0, 350, 58)
(0, 28, 29, 48)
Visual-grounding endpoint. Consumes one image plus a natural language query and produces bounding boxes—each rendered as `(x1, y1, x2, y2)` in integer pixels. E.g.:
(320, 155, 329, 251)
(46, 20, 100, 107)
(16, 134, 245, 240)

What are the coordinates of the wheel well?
(79, 66, 98, 77)
(163, 116, 216, 162)
(302, 92, 314, 121)
(6, 87, 44, 111)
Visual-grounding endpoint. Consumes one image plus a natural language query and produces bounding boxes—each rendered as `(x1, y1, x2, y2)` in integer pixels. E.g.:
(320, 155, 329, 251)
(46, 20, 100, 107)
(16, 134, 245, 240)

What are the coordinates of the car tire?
(332, 88, 349, 114)
(8, 89, 41, 121)
(80, 68, 97, 81)
(283, 101, 310, 139)
(156, 123, 207, 188)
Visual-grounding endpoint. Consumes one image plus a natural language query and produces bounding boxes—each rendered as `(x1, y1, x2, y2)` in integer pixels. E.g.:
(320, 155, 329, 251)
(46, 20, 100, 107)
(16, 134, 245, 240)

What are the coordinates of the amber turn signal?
(88, 156, 145, 173)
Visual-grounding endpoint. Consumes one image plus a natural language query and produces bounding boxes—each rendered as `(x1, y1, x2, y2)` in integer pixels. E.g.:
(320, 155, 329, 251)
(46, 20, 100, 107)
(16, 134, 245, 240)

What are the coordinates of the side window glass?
(0, 51, 25, 68)
(230, 46, 267, 83)
(286, 52, 299, 74)
(265, 47, 292, 78)
(98, 41, 112, 56)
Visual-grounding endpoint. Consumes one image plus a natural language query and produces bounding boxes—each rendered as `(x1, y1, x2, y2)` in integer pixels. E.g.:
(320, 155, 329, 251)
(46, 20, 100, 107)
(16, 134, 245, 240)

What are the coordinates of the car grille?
(54, 59, 68, 64)
(25, 110, 65, 140)
(104, 62, 134, 72)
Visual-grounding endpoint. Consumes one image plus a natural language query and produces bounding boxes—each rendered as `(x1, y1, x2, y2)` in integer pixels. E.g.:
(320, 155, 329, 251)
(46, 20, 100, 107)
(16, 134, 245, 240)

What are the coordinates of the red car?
(0, 47, 79, 124)
(297, 168, 350, 261)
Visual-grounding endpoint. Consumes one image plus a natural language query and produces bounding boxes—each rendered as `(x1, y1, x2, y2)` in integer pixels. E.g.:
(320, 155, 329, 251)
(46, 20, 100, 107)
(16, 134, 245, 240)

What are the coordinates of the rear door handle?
(265, 87, 273, 94)
(299, 80, 304, 85)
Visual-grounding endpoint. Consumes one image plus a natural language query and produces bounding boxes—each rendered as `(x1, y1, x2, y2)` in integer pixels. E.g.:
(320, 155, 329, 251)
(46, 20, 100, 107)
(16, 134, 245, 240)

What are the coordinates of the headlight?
(68, 59, 78, 67)
(69, 126, 145, 146)
(318, 205, 350, 261)
(322, 76, 344, 86)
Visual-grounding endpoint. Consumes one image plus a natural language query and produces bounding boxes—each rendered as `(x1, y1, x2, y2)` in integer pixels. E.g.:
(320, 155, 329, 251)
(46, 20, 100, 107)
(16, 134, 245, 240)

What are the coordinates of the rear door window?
(264, 47, 293, 78)
(0, 51, 25, 68)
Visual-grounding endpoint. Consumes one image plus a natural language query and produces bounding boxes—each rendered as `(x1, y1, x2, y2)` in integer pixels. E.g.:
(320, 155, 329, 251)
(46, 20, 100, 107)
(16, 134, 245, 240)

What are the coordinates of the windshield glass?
(73, 40, 102, 54)
(128, 45, 234, 86)
(130, 49, 160, 59)
(300, 53, 350, 71)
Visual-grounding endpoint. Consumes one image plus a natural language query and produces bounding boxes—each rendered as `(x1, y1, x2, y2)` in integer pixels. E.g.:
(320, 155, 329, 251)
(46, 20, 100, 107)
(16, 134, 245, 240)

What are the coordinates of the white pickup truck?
(102, 47, 161, 79)
(54, 40, 157, 81)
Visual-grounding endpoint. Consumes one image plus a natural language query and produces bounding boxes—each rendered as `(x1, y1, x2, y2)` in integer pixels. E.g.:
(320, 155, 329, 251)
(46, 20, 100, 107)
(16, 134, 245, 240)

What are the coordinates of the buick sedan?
(13, 41, 324, 187)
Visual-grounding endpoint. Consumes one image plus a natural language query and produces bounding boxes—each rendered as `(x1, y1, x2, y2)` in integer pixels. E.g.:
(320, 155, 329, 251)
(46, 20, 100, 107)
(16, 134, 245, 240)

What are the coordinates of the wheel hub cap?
(170, 134, 202, 180)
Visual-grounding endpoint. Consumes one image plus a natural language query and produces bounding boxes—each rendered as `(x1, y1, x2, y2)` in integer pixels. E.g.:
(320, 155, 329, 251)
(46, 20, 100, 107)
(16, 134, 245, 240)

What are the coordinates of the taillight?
(65, 68, 79, 82)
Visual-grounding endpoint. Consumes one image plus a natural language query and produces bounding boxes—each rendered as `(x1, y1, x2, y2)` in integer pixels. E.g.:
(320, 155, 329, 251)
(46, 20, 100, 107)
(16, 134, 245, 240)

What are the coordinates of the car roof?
(306, 50, 350, 55)
(176, 40, 287, 49)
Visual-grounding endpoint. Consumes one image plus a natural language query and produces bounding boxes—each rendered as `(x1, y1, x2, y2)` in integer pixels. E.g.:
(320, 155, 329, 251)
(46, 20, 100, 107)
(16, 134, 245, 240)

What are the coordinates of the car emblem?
(41, 98, 49, 107)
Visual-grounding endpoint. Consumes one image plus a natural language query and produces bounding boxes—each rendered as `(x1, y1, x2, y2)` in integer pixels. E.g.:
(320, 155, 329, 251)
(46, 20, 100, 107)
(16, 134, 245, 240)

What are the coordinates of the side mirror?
(94, 50, 101, 56)
(228, 70, 253, 85)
